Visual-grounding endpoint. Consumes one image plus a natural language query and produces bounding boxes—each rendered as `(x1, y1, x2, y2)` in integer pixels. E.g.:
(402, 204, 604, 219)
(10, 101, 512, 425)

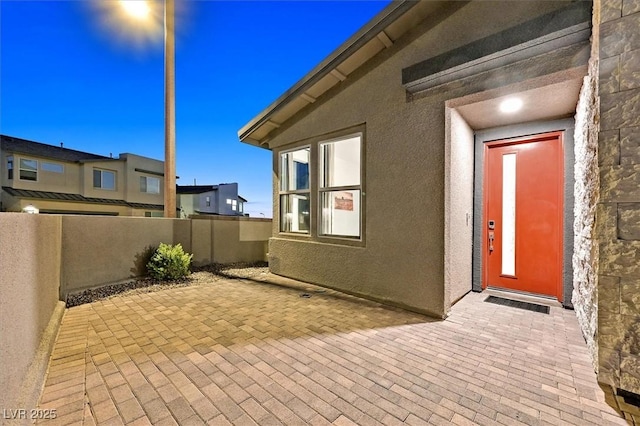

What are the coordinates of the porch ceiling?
(455, 76, 585, 130)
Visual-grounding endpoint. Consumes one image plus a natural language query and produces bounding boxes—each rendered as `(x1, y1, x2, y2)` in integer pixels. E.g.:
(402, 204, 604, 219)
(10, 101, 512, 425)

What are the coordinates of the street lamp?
(121, 0, 176, 218)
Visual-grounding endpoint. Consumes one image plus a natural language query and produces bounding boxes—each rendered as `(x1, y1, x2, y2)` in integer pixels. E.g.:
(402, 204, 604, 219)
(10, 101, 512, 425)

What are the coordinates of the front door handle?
(489, 231, 495, 252)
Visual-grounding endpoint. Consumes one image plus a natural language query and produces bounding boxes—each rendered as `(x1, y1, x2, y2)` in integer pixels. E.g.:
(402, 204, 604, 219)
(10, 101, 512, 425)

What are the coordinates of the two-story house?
(177, 183, 247, 217)
(0, 135, 165, 216)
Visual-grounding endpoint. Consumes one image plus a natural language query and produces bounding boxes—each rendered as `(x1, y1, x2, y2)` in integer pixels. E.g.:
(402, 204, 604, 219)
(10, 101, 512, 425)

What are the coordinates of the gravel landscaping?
(65, 261, 269, 307)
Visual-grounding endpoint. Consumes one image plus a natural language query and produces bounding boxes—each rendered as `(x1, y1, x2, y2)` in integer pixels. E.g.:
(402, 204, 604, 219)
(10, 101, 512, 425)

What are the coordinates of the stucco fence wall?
(0, 214, 64, 417)
(61, 214, 271, 296)
(0, 213, 271, 416)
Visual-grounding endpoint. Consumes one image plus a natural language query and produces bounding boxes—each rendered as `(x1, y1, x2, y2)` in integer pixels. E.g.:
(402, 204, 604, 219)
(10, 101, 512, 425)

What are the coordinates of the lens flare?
(120, 1, 150, 20)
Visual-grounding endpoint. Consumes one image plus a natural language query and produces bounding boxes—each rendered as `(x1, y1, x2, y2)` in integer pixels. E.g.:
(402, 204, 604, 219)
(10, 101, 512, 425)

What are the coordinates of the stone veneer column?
(597, 0, 640, 420)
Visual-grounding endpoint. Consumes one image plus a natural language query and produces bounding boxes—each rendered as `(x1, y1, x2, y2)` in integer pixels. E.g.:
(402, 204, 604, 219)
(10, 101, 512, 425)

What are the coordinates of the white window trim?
(276, 130, 365, 244)
(318, 132, 363, 240)
(279, 145, 311, 235)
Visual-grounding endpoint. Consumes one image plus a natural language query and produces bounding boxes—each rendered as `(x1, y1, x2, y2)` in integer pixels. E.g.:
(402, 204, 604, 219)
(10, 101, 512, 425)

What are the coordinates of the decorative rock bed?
(66, 262, 268, 307)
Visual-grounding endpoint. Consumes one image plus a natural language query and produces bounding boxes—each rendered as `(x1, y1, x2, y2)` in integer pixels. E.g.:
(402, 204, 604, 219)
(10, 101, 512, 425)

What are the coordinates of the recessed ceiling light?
(499, 98, 523, 113)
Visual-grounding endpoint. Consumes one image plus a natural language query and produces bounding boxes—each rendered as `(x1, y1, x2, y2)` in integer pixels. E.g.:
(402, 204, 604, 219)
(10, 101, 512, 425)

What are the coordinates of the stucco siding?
(264, 1, 577, 317)
(445, 108, 474, 309)
(60, 215, 176, 295)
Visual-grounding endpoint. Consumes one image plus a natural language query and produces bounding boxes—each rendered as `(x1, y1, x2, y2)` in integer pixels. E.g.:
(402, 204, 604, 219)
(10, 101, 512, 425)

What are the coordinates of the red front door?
(483, 132, 564, 301)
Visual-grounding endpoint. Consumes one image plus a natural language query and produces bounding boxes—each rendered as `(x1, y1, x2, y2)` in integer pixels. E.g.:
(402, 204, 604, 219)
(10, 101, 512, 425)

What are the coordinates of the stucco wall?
(61, 215, 270, 296)
(0, 213, 62, 412)
(1, 153, 82, 195)
(121, 153, 164, 206)
(444, 108, 474, 309)
(265, 1, 579, 317)
(61, 216, 178, 295)
(596, 0, 640, 411)
(189, 216, 271, 265)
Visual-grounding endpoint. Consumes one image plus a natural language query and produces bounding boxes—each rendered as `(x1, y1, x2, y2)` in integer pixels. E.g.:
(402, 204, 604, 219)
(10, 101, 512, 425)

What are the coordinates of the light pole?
(163, 0, 176, 218)
(120, 0, 176, 218)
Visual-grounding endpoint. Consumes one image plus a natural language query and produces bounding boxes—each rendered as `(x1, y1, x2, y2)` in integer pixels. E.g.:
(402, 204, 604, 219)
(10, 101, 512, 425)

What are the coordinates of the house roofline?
(237, 0, 420, 147)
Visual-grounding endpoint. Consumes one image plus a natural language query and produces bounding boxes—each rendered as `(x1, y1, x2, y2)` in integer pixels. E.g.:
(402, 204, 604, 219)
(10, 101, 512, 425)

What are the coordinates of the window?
(140, 176, 160, 194)
(7, 156, 13, 180)
(41, 162, 64, 173)
(279, 147, 310, 233)
(205, 196, 211, 207)
(93, 169, 115, 190)
(19, 159, 38, 181)
(226, 198, 238, 211)
(319, 135, 362, 238)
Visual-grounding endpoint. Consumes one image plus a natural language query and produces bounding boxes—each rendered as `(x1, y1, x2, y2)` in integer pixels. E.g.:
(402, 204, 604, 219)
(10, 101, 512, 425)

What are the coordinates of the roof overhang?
(238, 0, 451, 148)
(238, 0, 592, 149)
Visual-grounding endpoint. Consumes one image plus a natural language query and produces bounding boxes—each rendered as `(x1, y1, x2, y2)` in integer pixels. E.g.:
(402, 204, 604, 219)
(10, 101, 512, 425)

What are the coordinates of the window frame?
(19, 158, 38, 181)
(140, 175, 160, 194)
(93, 168, 116, 190)
(318, 133, 363, 240)
(276, 126, 365, 245)
(41, 162, 64, 174)
(7, 156, 13, 180)
(278, 145, 312, 235)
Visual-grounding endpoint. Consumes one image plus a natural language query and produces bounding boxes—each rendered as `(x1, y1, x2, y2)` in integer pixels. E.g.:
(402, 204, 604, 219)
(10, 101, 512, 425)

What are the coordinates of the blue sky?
(0, 0, 390, 217)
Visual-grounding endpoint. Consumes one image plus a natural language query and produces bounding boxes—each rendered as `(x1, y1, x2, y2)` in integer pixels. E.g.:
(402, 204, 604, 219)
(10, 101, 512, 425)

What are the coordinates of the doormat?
(484, 296, 550, 314)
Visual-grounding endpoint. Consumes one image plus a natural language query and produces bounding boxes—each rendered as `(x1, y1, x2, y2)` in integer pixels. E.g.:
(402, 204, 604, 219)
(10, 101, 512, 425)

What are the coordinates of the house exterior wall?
(179, 184, 244, 216)
(444, 108, 474, 308)
(80, 159, 126, 200)
(178, 193, 197, 217)
(264, 1, 579, 317)
(215, 183, 242, 216)
(121, 153, 164, 206)
(195, 190, 217, 214)
(1, 151, 82, 194)
(0, 144, 164, 215)
(595, 0, 640, 416)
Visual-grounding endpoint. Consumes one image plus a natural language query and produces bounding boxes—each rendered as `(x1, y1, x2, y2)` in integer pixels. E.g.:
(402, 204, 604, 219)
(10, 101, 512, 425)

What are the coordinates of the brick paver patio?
(37, 274, 627, 425)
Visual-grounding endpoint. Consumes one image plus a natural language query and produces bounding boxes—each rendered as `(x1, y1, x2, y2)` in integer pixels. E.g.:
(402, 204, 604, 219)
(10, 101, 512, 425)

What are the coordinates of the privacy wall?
(0, 214, 63, 416)
(60, 215, 271, 296)
(0, 213, 270, 417)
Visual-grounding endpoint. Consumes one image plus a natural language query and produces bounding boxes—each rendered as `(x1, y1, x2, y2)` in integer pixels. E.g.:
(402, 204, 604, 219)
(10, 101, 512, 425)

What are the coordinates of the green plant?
(146, 243, 193, 280)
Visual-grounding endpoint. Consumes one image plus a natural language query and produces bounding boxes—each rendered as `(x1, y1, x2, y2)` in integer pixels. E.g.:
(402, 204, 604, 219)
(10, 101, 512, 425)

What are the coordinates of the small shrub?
(146, 243, 193, 281)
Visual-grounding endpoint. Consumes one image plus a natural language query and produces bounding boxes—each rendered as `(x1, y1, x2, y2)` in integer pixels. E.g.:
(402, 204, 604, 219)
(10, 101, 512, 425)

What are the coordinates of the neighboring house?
(0, 135, 165, 216)
(177, 183, 247, 217)
(239, 0, 640, 416)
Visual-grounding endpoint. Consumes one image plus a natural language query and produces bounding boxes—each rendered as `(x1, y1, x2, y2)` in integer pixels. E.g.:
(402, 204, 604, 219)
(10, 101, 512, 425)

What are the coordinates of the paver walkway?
(37, 274, 628, 425)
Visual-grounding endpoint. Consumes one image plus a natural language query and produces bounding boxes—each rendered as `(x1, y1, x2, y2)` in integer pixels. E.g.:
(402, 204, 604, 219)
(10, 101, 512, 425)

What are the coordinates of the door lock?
(488, 220, 496, 252)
